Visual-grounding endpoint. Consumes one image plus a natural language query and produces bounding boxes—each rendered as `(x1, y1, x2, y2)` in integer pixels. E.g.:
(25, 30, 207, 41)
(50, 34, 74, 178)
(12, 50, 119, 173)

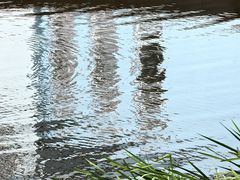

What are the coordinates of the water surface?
(0, 0, 240, 178)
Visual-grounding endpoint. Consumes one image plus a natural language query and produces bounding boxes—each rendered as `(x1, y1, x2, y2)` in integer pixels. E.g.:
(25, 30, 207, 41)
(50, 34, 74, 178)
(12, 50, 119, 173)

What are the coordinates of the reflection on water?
(0, 0, 240, 178)
(90, 10, 120, 114)
(134, 17, 167, 134)
(135, 42, 166, 130)
(31, 7, 80, 177)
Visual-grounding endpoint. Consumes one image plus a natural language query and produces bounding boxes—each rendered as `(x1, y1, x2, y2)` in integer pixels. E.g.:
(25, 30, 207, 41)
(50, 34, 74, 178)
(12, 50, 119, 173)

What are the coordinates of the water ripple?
(0, 0, 240, 178)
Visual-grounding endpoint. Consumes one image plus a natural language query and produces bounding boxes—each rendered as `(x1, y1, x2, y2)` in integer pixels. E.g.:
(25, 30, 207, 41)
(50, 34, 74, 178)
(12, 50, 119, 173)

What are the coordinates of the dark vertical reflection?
(90, 10, 120, 114)
(30, 7, 52, 122)
(134, 20, 167, 132)
(30, 7, 53, 178)
(30, 8, 81, 178)
(34, 12, 79, 178)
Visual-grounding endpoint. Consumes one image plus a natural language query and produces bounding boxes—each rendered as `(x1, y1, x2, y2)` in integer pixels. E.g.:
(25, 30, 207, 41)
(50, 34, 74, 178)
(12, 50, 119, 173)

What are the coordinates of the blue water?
(0, 0, 240, 178)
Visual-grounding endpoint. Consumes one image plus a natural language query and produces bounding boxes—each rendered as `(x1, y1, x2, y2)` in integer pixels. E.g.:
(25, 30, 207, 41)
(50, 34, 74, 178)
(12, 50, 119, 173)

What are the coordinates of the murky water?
(0, 0, 240, 178)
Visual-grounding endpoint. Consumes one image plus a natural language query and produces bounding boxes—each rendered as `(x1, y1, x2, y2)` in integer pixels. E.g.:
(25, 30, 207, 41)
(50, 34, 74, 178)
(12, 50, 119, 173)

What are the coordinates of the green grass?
(78, 121, 240, 180)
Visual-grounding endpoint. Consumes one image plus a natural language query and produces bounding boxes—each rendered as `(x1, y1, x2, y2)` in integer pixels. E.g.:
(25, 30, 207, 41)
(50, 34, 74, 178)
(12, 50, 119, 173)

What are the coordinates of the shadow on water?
(0, 0, 240, 178)
(1, 0, 240, 12)
(1, 0, 240, 29)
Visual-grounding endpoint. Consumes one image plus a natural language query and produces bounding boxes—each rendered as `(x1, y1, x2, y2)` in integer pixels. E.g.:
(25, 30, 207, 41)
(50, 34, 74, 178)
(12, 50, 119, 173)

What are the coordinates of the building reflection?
(137, 43, 165, 84)
(30, 8, 124, 178)
(27, 0, 240, 178)
(30, 7, 53, 178)
(30, 7, 53, 123)
(90, 10, 120, 114)
(48, 12, 78, 120)
(30, 7, 80, 178)
(134, 20, 167, 133)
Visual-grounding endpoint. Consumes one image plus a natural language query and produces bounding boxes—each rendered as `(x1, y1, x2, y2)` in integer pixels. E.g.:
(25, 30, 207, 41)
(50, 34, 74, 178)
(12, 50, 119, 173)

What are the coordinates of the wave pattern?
(0, 0, 240, 178)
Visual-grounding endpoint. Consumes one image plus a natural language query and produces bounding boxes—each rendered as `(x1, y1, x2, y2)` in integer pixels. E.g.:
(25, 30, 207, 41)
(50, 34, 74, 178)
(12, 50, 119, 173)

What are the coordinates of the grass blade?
(189, 161, 210, 180)
(201, 135, 238, 153)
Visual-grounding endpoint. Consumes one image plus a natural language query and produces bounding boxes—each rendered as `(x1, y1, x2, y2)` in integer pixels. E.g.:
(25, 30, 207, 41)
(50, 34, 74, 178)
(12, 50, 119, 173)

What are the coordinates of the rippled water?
(0, 0, 240, 178)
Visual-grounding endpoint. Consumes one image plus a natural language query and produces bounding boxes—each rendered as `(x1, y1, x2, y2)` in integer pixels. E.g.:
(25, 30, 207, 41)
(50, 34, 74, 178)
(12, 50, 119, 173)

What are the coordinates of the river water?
(0, 0, 240, 179)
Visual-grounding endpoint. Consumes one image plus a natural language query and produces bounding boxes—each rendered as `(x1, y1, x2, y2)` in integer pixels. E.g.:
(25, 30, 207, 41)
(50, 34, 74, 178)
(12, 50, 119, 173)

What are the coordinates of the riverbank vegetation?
(79, 122, 240, 179)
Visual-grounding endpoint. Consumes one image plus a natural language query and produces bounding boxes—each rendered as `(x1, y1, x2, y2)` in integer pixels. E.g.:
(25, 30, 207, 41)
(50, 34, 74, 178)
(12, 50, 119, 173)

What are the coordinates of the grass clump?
(78, 121, 240, 179)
